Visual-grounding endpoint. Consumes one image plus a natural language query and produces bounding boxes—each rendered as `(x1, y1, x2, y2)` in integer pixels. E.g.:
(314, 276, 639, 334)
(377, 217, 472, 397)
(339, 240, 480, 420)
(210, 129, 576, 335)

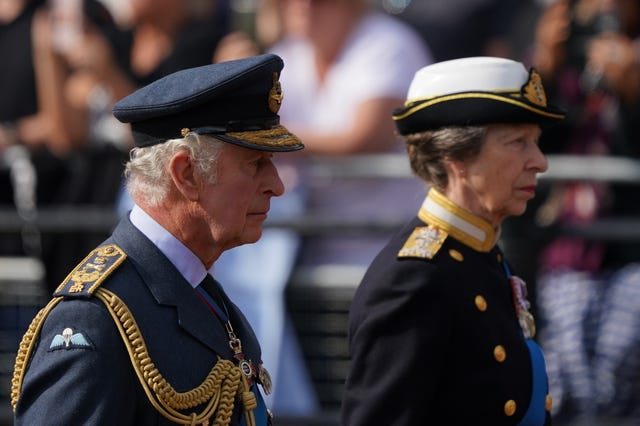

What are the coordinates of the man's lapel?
(112, 216, 233, 358)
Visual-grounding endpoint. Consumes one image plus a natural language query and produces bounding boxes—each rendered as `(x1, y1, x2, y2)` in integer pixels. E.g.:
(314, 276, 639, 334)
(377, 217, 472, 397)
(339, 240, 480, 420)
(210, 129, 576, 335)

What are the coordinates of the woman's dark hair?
(404, 125, 486, 191)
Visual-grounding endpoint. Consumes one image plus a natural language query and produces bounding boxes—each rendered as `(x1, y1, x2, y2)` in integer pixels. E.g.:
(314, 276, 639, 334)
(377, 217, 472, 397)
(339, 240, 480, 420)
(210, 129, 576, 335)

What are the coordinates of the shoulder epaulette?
(54, 244, 127, 297)
(397, 225, 448, 259)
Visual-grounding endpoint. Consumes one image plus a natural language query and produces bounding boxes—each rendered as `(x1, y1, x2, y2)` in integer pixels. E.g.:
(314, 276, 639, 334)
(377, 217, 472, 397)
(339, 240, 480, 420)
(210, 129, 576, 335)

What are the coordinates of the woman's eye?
(509, 138, 527, 147)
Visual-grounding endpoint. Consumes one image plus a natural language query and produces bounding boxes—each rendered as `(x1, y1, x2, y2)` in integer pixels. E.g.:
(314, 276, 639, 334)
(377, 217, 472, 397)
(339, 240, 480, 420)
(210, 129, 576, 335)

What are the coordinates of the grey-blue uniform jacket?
(341, 188, 552, 425)
(12, 215, 266, 425)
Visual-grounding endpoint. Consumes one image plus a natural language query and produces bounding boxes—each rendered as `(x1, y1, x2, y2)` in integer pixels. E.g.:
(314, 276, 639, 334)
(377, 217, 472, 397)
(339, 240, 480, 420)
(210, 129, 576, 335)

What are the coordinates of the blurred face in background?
(278, 0, 365, 39)
(124, 0, 187, 25)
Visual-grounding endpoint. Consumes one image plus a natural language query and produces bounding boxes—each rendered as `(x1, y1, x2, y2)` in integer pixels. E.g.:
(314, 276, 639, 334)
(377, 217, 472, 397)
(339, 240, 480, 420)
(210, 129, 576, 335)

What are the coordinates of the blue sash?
(501, 259, 548, 425)
(252, 386, 269, 426)
(518, 339, 548, 426)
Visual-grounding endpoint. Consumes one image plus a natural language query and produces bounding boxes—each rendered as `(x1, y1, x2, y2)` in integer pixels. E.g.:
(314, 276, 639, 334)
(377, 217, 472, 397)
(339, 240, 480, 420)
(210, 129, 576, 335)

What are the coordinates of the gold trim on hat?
(393, 92, 565, 122)
(226, 125, 302, 148)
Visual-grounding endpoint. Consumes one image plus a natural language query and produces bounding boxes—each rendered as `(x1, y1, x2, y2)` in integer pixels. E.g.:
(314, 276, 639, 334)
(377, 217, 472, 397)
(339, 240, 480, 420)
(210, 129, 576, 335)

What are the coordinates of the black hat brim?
(393, 92, 566, 135)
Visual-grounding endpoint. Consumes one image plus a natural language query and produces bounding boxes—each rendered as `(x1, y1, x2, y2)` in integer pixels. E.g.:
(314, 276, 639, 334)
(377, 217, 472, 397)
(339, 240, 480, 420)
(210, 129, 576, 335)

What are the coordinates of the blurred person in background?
(1, 0, 257, 294)
(0, 0, 130, 295)
(267, 0, 432, 273)
(342, 56, 565, 426)
(47, 0, 254, 209)
(213, 0, 432, 418)
(525, 0, 640, 423)
(383, 0, 524, 62)
(0, 0, 46, 216)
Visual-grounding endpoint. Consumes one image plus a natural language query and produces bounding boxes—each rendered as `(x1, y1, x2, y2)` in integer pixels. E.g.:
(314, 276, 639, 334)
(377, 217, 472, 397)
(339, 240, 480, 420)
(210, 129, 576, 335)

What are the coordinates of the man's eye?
(253, 154, 272, 167)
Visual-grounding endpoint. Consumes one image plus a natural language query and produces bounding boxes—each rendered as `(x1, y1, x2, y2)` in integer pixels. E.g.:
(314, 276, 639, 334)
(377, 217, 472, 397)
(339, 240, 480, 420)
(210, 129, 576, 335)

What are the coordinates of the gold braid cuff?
(11, 288, 258, 426)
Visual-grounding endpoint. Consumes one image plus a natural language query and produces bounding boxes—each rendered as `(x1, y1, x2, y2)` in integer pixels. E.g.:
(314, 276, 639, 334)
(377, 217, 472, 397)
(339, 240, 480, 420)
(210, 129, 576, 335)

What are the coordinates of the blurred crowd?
(2, 0, 640, 424)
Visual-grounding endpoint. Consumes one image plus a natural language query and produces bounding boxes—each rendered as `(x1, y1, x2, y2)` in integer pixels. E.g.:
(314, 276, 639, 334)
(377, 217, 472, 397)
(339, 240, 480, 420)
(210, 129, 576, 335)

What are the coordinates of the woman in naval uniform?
(341, 57, 566, 426)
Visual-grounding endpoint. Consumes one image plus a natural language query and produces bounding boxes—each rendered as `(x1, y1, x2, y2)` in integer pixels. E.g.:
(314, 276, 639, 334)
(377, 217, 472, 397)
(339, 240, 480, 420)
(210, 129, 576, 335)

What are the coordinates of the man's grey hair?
(124, 133, 225, 207)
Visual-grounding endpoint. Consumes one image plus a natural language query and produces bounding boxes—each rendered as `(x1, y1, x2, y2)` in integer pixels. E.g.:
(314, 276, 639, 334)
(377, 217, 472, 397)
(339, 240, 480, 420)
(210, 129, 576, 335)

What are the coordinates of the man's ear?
(169, 151, 200, 201)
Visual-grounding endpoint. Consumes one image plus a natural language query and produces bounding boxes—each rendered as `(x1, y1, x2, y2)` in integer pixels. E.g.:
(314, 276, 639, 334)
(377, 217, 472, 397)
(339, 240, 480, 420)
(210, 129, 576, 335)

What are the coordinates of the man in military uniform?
(11, 53, 304, 425)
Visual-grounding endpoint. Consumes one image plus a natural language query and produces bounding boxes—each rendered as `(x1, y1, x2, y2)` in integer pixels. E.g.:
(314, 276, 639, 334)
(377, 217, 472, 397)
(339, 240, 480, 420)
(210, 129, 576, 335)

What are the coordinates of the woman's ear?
(169, 151, 200, 201)
(449, 160, 466, 178)
(443, 158, 466, 180)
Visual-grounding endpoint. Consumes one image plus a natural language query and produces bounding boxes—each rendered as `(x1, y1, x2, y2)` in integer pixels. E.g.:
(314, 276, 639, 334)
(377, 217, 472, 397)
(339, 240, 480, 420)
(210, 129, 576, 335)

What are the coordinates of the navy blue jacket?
(14, 216, 262, 425)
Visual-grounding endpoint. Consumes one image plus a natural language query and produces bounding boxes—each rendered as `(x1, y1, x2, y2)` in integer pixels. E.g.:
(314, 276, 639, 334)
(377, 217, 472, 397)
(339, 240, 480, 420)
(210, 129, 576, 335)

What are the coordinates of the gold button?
(474, 295, 487, 311)
(504, 399, 516, 416)
(449, 249, 464, 262)
(494, 345, 506, 362)
(545, 394, 552, 411)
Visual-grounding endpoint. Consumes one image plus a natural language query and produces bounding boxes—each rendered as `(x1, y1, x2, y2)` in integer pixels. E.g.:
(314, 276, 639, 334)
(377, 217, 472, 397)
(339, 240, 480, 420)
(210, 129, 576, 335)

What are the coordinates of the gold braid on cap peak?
(11, 288, 258, 426)
(226, 125, 300, 147)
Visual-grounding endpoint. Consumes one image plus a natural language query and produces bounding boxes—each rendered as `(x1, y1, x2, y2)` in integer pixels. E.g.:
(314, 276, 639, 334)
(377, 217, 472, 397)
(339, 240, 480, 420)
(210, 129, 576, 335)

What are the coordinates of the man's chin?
(240, 230, 263, 247)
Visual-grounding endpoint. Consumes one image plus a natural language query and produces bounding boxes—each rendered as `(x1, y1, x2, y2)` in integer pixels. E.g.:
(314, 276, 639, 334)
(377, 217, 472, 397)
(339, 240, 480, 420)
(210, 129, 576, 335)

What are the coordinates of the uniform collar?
(418, 188, 499, 252)
(129, 205, 208, 287)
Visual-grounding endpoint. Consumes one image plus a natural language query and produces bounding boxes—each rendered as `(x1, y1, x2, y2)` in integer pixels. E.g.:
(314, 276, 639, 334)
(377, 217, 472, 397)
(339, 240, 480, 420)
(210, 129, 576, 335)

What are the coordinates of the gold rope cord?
(11, 297, 63, 410)
(94, 287, 257, 425)
(11, 289, 258, 426)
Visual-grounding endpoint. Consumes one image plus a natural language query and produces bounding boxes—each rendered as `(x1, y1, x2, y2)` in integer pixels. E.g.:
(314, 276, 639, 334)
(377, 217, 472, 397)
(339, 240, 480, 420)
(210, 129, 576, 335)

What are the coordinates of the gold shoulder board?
(397, 225, 448, 259)
(54, 244, 127, 297)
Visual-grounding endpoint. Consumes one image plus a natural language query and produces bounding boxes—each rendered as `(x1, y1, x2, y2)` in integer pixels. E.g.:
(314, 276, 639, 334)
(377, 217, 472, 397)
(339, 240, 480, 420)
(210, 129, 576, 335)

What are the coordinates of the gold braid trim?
(226, 125, 301, 148)
(11, 288, 258, 426)
(94, 287, 257, 425)
(11, 297, 64, 410)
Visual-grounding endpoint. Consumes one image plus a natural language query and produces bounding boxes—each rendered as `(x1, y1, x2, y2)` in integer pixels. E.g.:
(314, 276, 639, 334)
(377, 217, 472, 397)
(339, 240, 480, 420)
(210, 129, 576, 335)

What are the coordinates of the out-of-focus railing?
(2, 154, 640, 425)
(2, 154, 640, 237)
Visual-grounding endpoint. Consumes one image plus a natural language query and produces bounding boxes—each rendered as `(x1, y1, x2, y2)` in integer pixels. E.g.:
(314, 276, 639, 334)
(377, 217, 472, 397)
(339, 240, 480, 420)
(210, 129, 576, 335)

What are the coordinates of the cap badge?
(522, 69, 547, 107)
(268, 72, 284, 113)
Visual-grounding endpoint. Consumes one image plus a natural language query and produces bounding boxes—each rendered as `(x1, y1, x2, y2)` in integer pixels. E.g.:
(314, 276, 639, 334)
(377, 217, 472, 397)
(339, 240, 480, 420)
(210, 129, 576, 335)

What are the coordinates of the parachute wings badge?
(49, 327, 94, 351)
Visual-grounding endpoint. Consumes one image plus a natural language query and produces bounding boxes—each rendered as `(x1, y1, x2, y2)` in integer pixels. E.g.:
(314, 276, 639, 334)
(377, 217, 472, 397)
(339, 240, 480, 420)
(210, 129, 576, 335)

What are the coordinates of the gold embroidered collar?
(418, 188, 499, 252)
